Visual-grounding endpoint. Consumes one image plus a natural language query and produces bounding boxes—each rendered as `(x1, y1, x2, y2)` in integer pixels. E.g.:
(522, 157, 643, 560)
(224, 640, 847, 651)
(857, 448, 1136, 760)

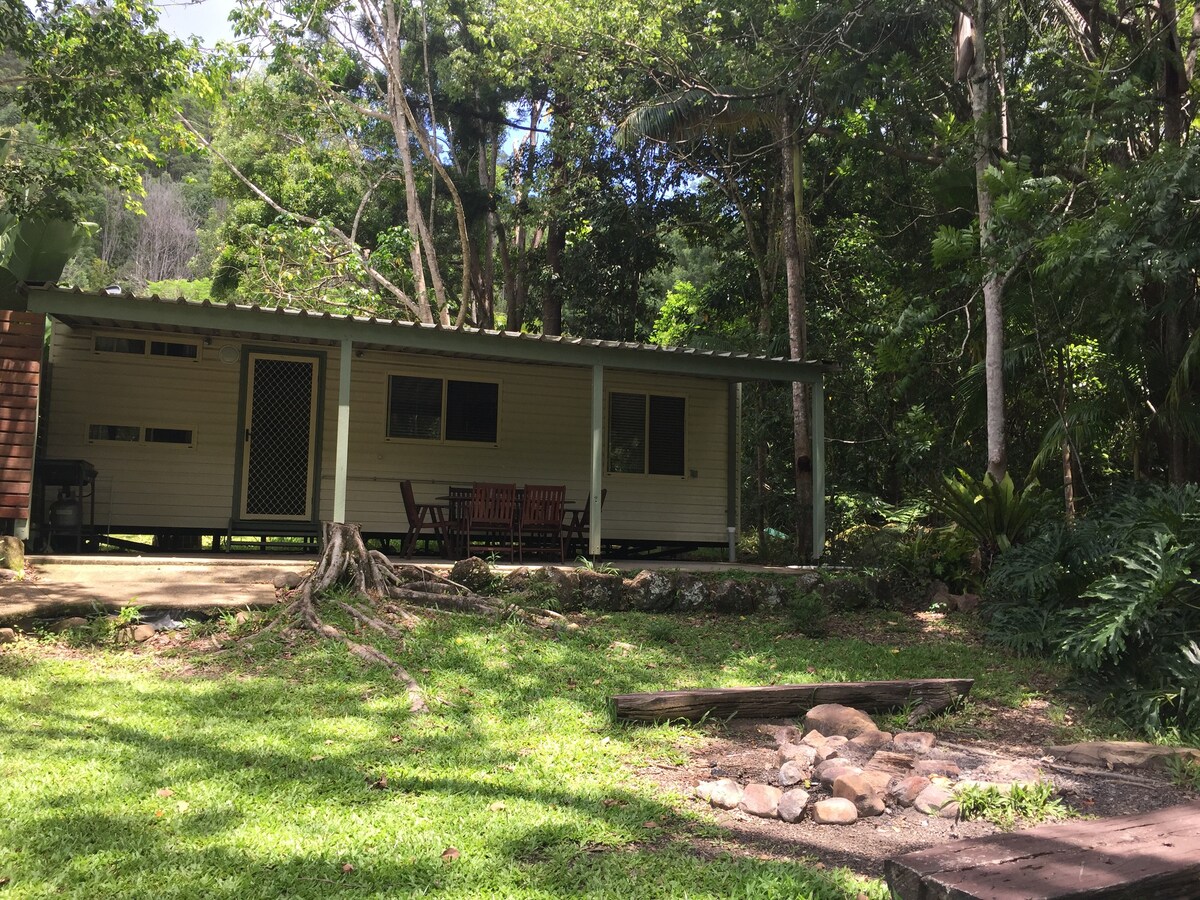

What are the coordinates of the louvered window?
(387, 375, 499, 444)
(608, 392, 685, 476)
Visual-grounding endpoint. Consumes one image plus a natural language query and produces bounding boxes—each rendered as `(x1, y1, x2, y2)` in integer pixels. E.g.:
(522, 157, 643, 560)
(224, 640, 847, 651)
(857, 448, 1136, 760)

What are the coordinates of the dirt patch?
(635, 718, 1198, 878)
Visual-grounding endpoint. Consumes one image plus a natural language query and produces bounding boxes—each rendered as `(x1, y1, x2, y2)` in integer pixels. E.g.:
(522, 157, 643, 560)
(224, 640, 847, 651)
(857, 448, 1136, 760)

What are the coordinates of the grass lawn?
(0, 605, 1090, 899)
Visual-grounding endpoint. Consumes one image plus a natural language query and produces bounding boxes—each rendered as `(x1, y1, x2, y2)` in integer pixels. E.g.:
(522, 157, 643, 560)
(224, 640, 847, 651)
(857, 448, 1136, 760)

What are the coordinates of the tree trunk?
(779, 109, 813, 560)
(612, 678, 974, 724)
(962, 2, 1008, 481)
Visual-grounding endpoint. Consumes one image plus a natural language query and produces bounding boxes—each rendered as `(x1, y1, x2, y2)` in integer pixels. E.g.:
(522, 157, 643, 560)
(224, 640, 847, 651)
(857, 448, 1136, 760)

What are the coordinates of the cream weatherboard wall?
(43, 323, 732, 544)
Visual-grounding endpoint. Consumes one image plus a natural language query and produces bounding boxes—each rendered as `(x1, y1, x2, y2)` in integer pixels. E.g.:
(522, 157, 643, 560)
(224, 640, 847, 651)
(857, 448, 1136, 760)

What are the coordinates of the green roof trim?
(8, 284, 827, 383)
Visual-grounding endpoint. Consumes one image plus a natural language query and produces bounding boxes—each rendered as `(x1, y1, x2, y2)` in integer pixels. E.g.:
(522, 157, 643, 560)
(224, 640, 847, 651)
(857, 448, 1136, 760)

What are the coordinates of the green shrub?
(827, 492, 979, 595)
(984, 483, 1200, 735)
(930, 470, 1043, 566)
(954, 780, 1069, 828)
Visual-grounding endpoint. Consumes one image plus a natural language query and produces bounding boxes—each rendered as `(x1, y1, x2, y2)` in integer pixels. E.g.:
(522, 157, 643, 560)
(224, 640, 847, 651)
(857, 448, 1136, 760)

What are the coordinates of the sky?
(155, 0, 237, 46)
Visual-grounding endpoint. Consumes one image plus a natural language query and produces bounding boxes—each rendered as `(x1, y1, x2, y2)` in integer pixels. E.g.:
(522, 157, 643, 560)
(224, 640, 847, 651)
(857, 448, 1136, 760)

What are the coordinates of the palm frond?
(616, 89, 776, 148)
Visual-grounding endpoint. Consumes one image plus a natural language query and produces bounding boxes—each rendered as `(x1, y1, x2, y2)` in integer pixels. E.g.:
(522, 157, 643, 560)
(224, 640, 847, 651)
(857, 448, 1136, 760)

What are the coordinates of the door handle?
(245, 428, 252, 442)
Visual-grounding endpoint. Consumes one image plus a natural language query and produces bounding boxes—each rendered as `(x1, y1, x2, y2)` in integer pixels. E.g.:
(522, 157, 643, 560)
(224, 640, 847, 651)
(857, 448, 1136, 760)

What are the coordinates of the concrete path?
(0, 557, 310, 622)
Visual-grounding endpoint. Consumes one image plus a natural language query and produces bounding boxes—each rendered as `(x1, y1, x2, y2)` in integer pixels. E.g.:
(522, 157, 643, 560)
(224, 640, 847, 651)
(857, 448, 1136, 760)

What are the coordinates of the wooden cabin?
(0, 284, 827, 557)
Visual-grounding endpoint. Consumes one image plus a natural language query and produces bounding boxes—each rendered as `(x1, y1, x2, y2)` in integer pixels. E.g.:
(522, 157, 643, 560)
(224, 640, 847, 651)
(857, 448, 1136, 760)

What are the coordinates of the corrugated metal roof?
(17, 284, 829, 382)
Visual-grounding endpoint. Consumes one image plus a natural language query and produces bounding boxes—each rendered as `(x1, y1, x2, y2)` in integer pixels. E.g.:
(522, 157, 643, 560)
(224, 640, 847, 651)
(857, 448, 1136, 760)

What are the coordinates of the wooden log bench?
(610, 678, 973, 724)
(885, 800, 1200, 899)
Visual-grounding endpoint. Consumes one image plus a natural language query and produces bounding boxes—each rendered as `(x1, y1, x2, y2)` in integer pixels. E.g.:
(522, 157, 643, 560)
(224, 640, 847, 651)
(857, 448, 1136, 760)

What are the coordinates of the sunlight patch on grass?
(0, 606, 1090, 899)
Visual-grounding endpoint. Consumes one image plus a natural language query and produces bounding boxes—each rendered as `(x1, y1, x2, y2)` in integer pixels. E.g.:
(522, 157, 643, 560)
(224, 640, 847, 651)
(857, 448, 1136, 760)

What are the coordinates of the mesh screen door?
(240, 353, 319, 519)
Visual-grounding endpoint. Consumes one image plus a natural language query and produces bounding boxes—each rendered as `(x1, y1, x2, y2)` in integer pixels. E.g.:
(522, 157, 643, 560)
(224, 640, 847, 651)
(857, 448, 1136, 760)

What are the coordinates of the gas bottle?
(49, 489, 82, 530)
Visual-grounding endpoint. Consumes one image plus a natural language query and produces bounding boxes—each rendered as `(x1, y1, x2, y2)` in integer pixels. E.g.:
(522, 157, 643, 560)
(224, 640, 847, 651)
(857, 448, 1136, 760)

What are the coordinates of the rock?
(803, 703, 879, 739)
(926, 580, 950, 604)
(574, 569, 629, 610)
(913, 784, 959, 817)
(710, 579, 755, 613)
(51, 616, 89, 633)
(709, 779, 743, 810)
(811, 797, 858, 825)
(778, 788, 810, 823)
(0, 627, 16, 644)
(974, 758, 1046, 785)
(0, 535, 25, 574)
(234, 611, 251, 625)
(273, 571, 304, 590)
(913, 759, 960, 778)
(860, 769, 893, 795)
(814, 734, 851, 761)
(868, 749, 916, 776)
(778, 743, 818, 768)
(889, 775, 931, 807)
(544, 567, 581, 608)
(449, 557, 495, 593)
(849, 730, 892, 752)
(950, 592, 981, 613)
(1048, 741, 1200, 771)
(504, 567, 534, 592)
(833, 772, 885, 817)
(738, 783, 782, 819)
(893, 731, 936, 754)
(670, 573, 711, 611)
(695, 781, 715, 802)
(815, 759, 862, 787)
(757, 724, 802, 748)
(801, 729, 827, 749)
(778, 760, 809, 786)
(132, 624, 156, 642)
(626, 569, 677, 612)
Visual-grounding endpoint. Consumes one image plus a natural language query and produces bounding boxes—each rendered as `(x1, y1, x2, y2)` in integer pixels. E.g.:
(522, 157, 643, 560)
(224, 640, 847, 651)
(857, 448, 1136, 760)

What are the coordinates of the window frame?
(384, 371, 502, 447)
(86, 423, 197, 449)
(606, 390, 687, 478)
(92, 330, 201, 363)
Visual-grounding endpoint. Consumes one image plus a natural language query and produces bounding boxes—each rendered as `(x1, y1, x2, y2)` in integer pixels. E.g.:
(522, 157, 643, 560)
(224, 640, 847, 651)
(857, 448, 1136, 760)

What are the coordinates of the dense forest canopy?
(3, 0, 1199, 515)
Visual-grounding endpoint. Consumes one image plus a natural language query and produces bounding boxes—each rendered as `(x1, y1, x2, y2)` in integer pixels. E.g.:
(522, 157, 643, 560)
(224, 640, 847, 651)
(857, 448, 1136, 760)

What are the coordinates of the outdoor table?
(437, 487, 576, 557)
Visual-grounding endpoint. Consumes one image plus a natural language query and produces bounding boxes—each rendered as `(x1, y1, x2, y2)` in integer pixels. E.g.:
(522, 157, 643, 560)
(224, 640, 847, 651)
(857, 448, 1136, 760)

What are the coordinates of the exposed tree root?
(255, 522, 569, 714)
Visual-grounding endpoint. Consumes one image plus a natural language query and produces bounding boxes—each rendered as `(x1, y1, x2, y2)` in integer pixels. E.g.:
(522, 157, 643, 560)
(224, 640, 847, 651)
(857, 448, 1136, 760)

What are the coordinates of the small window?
(608, 392, 685, 476)
(145, 427, 194, 445)
(388, 375, 443, 439)
(89, 424, 140, 442)
(94, 336, 146, 355)
(445, 380, 498, 443)
(94, 333, 200, 361)
(149, 340, 199, 360)
(386, 374, 499, 444)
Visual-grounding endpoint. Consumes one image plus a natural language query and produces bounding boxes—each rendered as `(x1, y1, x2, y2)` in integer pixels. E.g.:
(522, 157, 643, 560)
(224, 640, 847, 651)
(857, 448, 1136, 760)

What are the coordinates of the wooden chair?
(465, 482, 517, 559)
(446, 485, 472, 558)
(518, 484, 566, 562)
(566, 488, 607, 557)
(401, 480, 456, 557)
